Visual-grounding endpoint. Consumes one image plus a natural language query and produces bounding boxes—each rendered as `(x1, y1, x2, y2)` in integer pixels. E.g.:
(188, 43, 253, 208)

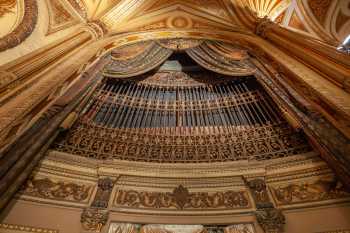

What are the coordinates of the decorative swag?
(103, 39, 256, 78)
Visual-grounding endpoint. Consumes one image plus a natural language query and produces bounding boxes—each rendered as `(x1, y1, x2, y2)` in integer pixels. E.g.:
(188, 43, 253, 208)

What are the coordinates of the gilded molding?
(0, 223, 58, 233)
(0, 0, 38, 52)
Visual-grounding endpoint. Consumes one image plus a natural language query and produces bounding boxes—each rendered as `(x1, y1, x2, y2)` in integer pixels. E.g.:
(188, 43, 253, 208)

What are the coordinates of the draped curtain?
(103, 39, 256, 79)
(103, 41, 173, 78)
(186, 41, 256, 76)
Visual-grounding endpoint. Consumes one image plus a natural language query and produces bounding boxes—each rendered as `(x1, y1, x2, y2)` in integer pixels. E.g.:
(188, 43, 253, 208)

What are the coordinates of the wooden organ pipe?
(111, 82, 134, 127)
(86, 83, 107, 121)
(133, 85, 145, 128)
(237, 83, 261, 125)
(93, 84, 114, 123)
(226, 84, 246, 126)
(84, 77, 288, 129)
(102, 83, 117, 126)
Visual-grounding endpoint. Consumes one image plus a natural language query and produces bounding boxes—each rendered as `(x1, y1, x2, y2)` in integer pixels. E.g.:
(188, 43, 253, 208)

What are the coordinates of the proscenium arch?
(89, 29, 350, 131)
(80, 30, 350, 190)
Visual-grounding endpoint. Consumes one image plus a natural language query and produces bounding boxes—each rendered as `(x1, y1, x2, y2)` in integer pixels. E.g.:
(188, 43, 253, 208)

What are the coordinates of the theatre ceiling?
(60, 0, 350, 41)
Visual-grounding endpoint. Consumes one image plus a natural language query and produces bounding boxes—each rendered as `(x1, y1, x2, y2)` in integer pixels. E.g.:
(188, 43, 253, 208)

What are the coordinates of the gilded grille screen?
(53, 68, 311, 163)
(87, 75, 281, 128)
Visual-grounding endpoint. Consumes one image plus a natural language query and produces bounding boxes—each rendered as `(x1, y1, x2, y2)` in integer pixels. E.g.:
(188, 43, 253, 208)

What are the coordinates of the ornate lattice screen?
(52, 53, 311, 163)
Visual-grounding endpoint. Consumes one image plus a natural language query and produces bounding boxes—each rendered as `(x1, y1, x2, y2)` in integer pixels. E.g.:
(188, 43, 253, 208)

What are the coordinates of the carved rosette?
(255, 208, 285, 233)
(81, 208, 109, 232)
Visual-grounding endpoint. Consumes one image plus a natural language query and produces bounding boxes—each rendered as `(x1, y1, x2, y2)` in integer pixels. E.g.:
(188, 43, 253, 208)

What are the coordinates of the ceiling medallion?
(167, 16, 193, 29)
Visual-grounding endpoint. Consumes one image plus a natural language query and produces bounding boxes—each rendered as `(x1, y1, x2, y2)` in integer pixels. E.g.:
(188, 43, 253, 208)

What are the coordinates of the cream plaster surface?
(0, 0, 83, 66)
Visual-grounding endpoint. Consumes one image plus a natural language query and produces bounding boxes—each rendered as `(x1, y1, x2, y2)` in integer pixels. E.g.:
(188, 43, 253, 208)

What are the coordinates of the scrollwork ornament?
(22, 177, 91, 202)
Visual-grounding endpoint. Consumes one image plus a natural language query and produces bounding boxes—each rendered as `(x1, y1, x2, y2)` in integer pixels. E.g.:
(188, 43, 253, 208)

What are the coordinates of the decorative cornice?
(0, 0, 38, 52)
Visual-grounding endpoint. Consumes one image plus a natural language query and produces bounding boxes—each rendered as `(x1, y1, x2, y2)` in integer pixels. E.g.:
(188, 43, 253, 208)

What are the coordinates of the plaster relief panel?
(19, 175, 95, 206)
(269, 176, 350, 207)
(112, 176, 252, 214)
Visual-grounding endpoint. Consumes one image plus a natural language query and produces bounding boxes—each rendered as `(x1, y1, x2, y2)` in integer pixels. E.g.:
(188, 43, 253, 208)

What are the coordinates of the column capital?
(255, 16, 276, 38)
(83, 20, 109, 40)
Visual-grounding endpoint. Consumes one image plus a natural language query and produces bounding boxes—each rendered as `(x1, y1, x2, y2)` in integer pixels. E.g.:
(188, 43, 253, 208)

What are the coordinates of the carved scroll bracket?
(91, 177, 115, 208)
(244, 177, 285, 233)
(81, 177, 115, 232)
(81, 208, 109, 233)
(255, 208, 285, 233)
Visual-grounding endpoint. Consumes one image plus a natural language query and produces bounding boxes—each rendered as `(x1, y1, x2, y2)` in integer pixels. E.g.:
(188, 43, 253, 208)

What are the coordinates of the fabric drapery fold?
(104, 41, 173, 78)
(186, 41, 256, 76)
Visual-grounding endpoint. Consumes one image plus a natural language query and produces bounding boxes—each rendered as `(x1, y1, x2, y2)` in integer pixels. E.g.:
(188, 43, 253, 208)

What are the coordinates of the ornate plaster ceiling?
(0, 0, 349, 56)
(60, 0, 349, 42)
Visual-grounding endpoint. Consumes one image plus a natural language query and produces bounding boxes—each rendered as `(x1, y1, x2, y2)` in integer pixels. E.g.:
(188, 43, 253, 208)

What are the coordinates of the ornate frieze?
(21, 176, 93, 203)
(114, 185, 250, 211)
(270, 178, 350, 206)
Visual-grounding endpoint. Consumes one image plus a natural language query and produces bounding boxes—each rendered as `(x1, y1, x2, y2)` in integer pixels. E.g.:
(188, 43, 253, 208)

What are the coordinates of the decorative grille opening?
(52, 53, 312, 163)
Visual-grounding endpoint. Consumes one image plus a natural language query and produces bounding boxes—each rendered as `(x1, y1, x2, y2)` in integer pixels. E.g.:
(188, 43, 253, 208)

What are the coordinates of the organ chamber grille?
(53, 61, 311, 163)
